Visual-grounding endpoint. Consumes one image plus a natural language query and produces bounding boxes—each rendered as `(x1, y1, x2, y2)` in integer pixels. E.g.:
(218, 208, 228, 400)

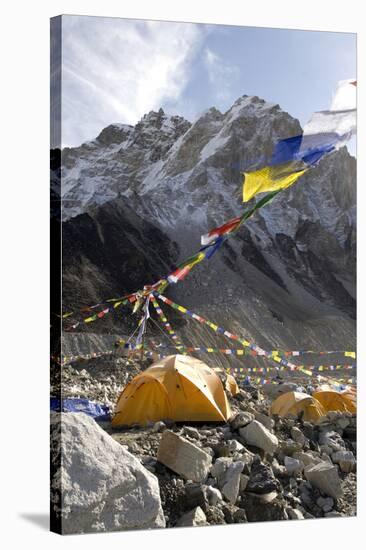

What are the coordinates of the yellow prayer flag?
(344, 351, 356, 359)
(243, 163, 308, 202)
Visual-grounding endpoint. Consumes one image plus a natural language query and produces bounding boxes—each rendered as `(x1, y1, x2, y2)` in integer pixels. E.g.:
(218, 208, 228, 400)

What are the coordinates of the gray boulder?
(221, 461, 245, 504)
(157, 430, 212, 482)
(304, 461, 343, 499)
(50, 412, 165, 534)
(239, 420, 278, 454)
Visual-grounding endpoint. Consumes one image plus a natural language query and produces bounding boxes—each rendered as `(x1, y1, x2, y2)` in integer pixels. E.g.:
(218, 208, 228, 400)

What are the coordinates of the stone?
(332, 450, 356, 473)
(240, 474, 249, 492)
(319, 431, 345, 453)
(212, 443, 232, 458)
(304, 462, 343, 499)
(325, 511, 343, 518)
(272, 458, 287, 476)
(222, 503, 247, 523)
(284, 456, 304, 476)
(183, 426, 201, 440)
(246, 458, 279, 494)
(240, 493, 287, 522)
(336, 417, 350, 430)
(184, 482, 207, 510)
(280, 439, 303, 455)
(254, 411, 275, 430)
(230, 411, 255, 430)
(293, 451, 322, 467)
(210, 457, 232, 486)
(157, 430, 212, 483)
(176, 507, 208, 527)
(291, 426, 306, 446)
(227, 439, 245, 453)
(205, 506, 226, 525)
(239, 420, 278, 454)
(50, 413, 165, 534)
(221, 461, 245, 504)
(287, 507, 304, 520)
(316, 496, 334, 513)
(205, 486, 223, 506)
(152, 420, 166, 433)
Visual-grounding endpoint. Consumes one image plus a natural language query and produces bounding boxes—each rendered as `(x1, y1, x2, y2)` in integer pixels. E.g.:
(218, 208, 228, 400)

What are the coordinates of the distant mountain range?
(52, 94, 356, 354)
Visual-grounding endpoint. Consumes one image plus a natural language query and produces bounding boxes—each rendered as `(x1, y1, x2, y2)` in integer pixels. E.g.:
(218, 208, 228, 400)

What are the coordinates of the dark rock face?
(62, 197, 179, 316)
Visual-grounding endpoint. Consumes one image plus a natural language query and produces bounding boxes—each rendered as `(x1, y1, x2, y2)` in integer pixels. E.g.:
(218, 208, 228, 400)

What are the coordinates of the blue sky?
(59, 16, 356, 151)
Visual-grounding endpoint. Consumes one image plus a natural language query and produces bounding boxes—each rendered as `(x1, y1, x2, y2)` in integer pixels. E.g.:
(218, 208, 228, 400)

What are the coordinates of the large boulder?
(239, 420, 278, 454)
(50, 412, 165, 534)
(157, 430, 212, 482)
(304, 461, 343, 499)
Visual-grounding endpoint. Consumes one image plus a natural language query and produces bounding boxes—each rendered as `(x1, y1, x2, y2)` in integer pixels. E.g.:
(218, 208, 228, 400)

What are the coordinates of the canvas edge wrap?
(50, 15, 62, 535)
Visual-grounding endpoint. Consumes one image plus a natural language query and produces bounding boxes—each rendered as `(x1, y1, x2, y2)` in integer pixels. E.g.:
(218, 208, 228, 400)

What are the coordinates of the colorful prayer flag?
(243, 162, 307, 202)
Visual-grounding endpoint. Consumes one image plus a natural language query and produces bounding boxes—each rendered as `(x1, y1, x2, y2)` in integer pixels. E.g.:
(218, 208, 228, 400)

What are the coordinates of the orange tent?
(270, 391, 326, 423)
(112, 354, 232, 427)
(312, 390, 356, 414)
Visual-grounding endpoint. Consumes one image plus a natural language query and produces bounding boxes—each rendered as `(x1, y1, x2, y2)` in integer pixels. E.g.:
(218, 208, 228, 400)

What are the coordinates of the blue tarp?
(50, 397, 111, 420)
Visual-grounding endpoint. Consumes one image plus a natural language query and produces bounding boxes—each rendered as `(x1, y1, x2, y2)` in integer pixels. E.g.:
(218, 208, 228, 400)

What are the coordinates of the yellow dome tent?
(270, 391, 326, 423)
(112, 354, 232, 427)
(312, 390, 356, 414)
(341, 388, 357, 408)
(225, 374, 240, 397)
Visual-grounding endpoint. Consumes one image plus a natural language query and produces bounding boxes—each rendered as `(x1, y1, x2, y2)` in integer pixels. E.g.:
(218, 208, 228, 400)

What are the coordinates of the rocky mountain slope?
(58, 95, 356, 353)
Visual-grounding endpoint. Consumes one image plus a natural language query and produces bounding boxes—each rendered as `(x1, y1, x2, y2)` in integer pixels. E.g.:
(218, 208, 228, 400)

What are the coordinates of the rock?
(227, 439, 245, 453)
(284, 456, 304, 476)
(230, 412, 255, 430)
(280, 439, 303, 455)
(332, 450, 356, 473)
(304, 462, 343, 499)
(176, 506, 208, 527)
(205, 486, 223, 506)
(210, 457, 232, 486)
(240, 474, 249, 492)
(287, 507, 305, 520)
(272, 458, 287, 476)
(240, 493, 287, 522)
(205, 505, 226, 525)
(302, 422, 318, 442)
(254, 411, 275, 430)
(239, 420, 278, 454)
(291, 426, 306, 446)
(246, 458, 279, 494)
(184, 482, 207, 510)
(183, 426, 201, 440)
(221, 461, 244, 504)
(293, 451, 322, 467)
(319, 431, 346, 453)
(152, 420, 166, 433)
(157, 430, 212, 483)
(325, 511, 343, 518)
(50, 413, 165, 534)
(316, 496, 334, 513)
(336, 417, 350, 430)
(222, 503, 247, 523)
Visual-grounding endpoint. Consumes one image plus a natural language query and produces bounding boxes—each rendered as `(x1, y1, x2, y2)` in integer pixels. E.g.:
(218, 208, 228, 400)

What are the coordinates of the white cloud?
(203, 47, 239, 101)
(60, 16, 205, 147)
